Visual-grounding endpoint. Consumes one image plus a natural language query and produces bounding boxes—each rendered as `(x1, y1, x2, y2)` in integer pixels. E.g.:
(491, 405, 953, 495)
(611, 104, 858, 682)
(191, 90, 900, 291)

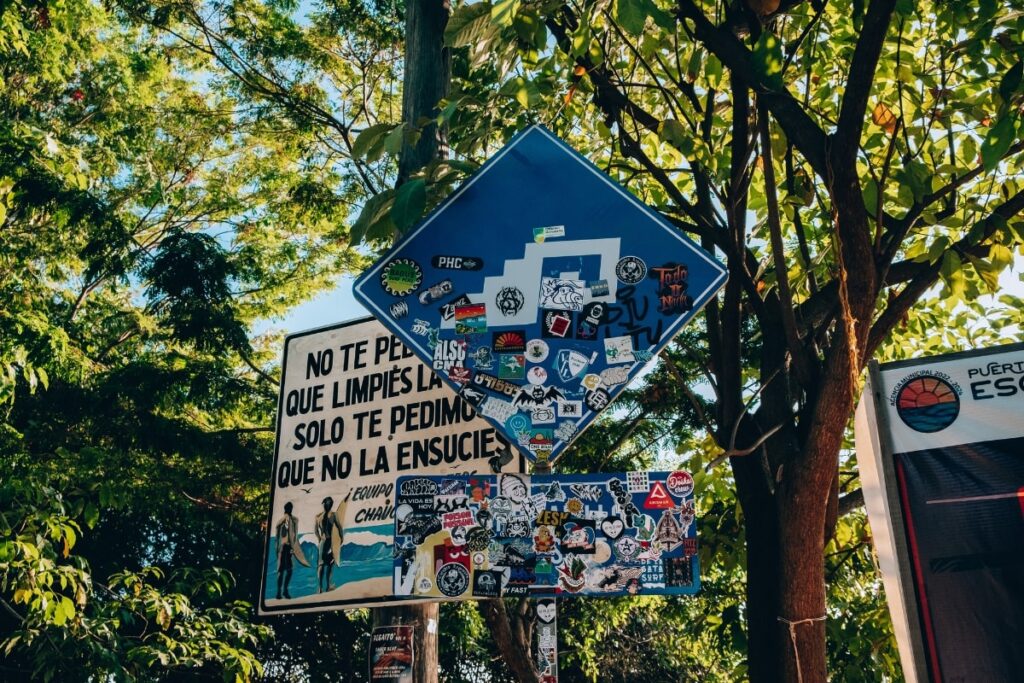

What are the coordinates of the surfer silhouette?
(315, 496, 345, 592)
(275, 501, 302, 599)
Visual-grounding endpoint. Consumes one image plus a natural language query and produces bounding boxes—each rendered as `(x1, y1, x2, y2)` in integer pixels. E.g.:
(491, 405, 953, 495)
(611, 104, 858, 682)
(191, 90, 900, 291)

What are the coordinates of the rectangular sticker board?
(392, 472, 699, 600)
(857, 343, 1024, 682)
(259, 317, 525, 615)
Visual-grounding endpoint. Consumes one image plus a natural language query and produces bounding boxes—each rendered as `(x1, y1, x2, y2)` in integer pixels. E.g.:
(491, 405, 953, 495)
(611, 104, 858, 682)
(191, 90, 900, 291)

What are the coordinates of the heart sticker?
(601, 516, 625, 539)
(536, 601, 557, 623)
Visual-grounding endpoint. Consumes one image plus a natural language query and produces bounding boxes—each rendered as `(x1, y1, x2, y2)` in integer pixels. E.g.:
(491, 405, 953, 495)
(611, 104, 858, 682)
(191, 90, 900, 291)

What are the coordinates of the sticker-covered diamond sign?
(353, 125, 727, 463)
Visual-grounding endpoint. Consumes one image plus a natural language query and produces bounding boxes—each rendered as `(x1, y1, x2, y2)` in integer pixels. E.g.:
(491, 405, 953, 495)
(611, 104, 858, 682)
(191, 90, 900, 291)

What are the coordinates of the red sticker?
(644, 481, 675, 509)
(448, 366, 471, 385)
(666, 471, 694, 498)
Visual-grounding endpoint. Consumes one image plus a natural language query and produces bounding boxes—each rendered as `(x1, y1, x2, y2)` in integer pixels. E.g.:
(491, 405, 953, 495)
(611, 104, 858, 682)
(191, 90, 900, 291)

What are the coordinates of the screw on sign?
(353, 125, 726, 464)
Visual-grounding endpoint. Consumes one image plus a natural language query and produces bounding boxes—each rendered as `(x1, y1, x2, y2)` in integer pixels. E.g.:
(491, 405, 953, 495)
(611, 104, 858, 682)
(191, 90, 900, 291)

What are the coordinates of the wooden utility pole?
(372, 1, 451, 680)
(397, 0, 451, 185)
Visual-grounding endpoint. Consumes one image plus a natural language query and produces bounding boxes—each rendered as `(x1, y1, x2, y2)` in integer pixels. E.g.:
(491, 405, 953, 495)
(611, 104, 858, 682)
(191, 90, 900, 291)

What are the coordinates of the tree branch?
(867, 187, 1024, 355)
(758, 100, 811, 386)
(676, 0, 830, 180)
(838, 487, 864, 516)
(833, 0, 898, 167)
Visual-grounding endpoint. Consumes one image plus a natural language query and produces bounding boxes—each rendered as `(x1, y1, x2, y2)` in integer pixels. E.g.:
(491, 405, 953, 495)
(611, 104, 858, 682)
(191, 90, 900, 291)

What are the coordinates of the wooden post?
(372, 606, 438, 682)
(373, 2, 451, 680)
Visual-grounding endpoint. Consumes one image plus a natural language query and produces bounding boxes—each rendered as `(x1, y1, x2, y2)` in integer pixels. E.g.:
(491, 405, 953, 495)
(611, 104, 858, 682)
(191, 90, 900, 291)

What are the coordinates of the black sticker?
(399, 514, 441, 545)
(541, 309, 573, 338)
(575, 301, 608, 340)
(493, 330, 527, 353)
(536, 598, 557, 623)
(472, 569, 503, 597)
(458, 384, 488, 407)
(559, 519, 596, 554)
(466, 526, 493, 552)
(608, 479, 641, 526)
(664, 556, 693, 587)
(649, 262, 693, 314)
(436, 563, 470, 597)
(584, 387, 611, 412)
(615, 256, 647, 284)
(439, 294, 472, 321)
(432, 255, 484, 271)
(513, 384, 564, 409)
(399, 478, 439, 496)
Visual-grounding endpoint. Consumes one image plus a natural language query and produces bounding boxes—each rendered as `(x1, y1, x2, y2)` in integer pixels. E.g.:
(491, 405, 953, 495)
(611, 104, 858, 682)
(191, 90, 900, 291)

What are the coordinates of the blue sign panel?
(353, 126, 727, 462)
(393, 472, 699, 600)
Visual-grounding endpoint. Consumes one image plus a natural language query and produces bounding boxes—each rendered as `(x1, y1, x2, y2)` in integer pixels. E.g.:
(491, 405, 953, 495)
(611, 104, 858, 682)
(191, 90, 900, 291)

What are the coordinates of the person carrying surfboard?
(275, 501, 307, 599)
(315, 496, 345, 592)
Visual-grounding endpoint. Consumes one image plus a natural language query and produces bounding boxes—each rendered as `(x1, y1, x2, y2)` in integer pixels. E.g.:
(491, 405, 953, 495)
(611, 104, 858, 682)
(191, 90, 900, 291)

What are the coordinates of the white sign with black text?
(259, 317, 524, 614)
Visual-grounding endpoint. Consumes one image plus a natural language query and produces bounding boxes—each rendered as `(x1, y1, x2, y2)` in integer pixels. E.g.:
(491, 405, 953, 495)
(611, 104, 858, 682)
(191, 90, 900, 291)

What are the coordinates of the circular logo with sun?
(894, 373, 961, 433)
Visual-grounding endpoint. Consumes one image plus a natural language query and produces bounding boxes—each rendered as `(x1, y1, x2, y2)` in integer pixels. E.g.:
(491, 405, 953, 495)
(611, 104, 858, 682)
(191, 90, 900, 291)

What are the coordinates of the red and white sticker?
(666, 471, 694, 498)
(644, 481, 675, 509)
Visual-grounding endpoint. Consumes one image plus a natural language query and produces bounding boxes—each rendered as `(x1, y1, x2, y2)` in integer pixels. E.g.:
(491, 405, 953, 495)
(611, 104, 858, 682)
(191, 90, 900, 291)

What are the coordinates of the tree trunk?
(736, 464, 782, 683)
(479, 598, 540, 683)
(398, 0, 452, 185)
(372, 605, 439, 683)
(372, 2, 451, 678)
(775, 482, 830, 683)
(740, 438, 833, 683)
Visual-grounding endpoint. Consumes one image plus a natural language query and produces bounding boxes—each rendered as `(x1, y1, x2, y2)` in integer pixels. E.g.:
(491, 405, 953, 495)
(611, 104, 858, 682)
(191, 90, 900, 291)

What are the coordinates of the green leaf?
(705, 55, 724, 89)
(615, 0, 647, 36)
(659, 119, 689, 150)
(648, 1, 675, 31)
(999, 60, 1023, 102)
(862, 178, 878, 215)
(989, 243, 1013, 269)
(438, 98, 460, 125)
(491, 0, 520, 27)
(500, 77, 542, 108)
(445, 3, 494, 47)
(350, 190, 395, 245)
(352, 123, 395, 160)
(83, 502, 99, 529)
(383, 124, 406, 155)
(894, 0, 914, 16)
(980, 116, 1016, 171)
(967, 255, 1000, 292)
(391, 179, 426, 234)
(940, 251, 966, 299)
(751, 32, 784, 90)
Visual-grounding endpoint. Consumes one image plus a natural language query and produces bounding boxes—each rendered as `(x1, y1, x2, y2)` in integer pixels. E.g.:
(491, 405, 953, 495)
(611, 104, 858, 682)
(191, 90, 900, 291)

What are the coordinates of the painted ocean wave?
(899, 402, 959, 432)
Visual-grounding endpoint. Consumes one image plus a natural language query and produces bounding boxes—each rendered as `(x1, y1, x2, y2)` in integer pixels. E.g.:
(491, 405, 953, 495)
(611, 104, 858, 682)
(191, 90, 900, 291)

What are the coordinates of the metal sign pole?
(531, 457, 557, 683)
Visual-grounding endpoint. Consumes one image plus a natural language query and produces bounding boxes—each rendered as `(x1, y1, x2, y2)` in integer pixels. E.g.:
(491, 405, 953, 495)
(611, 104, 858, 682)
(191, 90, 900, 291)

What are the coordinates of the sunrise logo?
(893, 372, 961, 433)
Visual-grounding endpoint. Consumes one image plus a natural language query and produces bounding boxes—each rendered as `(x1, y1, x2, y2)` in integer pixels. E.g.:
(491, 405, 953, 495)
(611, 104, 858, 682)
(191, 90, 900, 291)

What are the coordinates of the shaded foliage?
(4, 0, 1024, 680)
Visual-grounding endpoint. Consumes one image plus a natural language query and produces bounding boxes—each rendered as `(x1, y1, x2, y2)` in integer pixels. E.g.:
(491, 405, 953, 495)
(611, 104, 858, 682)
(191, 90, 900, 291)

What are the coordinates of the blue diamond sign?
(353, 126, 727, 463)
